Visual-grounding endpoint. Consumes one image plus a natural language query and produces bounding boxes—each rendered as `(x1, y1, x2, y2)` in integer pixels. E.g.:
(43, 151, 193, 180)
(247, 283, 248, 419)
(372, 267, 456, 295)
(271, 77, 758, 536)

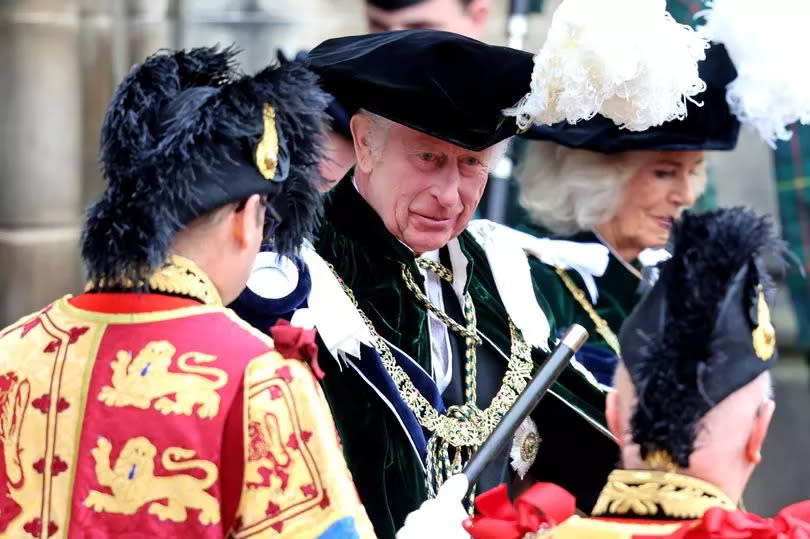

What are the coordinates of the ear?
(745, 399, 775, 465)
(319, 128, 357, 185)
(350, 113, 376, 175)
(465, 0, 490, 37)
(231, 194, 265, 250)
(605, 389, 624, 451)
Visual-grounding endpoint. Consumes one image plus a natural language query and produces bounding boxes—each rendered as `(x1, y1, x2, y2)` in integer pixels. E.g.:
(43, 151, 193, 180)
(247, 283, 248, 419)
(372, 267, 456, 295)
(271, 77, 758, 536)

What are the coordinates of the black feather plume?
(81, 46, 327, 285)
(235, 56, 329, 255)
(624, 207, 781, 467)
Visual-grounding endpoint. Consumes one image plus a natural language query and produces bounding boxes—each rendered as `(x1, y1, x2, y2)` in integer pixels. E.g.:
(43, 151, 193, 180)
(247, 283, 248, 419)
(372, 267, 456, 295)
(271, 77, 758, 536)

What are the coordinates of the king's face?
(358, 123, 491, 254)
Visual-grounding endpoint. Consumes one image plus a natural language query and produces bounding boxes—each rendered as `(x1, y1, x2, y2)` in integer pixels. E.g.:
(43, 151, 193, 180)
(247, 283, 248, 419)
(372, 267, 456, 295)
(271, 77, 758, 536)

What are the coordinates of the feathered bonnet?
(81, 46, 329, 286)
(520, 0, 810, 151)
(308, 1, 711, 153)
(619, 207, 782, 468)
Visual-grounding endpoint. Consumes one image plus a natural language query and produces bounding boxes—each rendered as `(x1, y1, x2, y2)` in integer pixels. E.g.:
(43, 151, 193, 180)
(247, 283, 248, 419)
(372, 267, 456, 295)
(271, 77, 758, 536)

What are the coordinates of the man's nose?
(432, 166, 461, 208)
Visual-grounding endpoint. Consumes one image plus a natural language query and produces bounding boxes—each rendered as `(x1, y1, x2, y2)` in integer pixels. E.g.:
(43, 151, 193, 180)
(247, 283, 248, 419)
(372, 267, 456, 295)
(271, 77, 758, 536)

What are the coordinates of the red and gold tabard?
(465, 470, 810, 539)
(0, 258, 373, 538)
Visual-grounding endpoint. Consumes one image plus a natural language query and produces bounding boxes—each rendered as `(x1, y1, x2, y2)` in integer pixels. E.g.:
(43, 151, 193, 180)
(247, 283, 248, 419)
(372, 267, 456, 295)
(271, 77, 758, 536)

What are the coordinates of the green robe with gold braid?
(517, 222, 655, 386)
(314, 177, 619, 538)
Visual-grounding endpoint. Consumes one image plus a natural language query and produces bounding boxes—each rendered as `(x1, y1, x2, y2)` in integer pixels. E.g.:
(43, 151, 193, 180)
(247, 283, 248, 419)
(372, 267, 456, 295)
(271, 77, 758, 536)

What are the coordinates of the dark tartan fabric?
(669, 0, 810, 355)
(774, 125, 810, 351)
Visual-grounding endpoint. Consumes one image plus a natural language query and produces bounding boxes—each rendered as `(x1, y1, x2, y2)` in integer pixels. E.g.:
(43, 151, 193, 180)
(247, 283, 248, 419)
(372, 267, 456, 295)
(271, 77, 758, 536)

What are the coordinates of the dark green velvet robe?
(315, 178, 619, 538)
(518, 222, 644, 363)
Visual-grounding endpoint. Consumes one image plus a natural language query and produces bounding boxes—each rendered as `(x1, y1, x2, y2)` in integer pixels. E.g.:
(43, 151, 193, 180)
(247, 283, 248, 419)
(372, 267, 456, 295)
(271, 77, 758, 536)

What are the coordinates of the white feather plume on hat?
(508, 0, 709, 132)
(697, 0, 810, 148)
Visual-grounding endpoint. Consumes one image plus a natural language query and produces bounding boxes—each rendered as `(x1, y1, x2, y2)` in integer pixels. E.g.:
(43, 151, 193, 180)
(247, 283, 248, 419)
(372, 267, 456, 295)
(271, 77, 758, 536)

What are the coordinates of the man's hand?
(396, 474, 471, 539)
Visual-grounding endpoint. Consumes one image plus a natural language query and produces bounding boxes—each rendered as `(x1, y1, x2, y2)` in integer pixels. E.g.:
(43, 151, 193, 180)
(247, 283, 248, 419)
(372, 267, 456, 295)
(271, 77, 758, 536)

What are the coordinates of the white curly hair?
(357, 109, 509, 169)
(516, 140, 707, 235)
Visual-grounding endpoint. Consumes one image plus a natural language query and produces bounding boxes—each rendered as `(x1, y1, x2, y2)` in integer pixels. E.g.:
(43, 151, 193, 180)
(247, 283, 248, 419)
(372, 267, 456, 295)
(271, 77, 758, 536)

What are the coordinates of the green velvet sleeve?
(528, 256, 631, 354)
(528, 257, 580, 338)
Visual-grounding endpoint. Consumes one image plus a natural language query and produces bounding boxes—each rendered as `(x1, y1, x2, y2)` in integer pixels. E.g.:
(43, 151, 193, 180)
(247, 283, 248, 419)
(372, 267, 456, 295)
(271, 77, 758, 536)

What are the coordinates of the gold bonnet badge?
(255, 103, 279, 181)
(752, 285, 776, 361)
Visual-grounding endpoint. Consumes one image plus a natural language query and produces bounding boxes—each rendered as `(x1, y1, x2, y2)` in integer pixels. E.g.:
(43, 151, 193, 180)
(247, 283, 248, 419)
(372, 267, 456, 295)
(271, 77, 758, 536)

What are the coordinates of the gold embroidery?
(752, 286, 776, 361)
(645, 449, 678, 473)
(255, 104, 280, 180)
(0, 372, 30, 489)
(592, 469, 735, 520)
(554, 267, 621, 356)
(328, 262, 534, 502)
(84, 436, 220, 524)
(526, 515, 684, 538)
(234, 358, 338, 538)
(245, 411, 292, 487)
(86, 255, 223, 306)
(99, 340, 228, 418)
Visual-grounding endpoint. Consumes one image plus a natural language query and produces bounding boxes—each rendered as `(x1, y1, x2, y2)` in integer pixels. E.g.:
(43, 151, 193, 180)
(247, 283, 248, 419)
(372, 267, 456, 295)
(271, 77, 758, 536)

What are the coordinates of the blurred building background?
(0, 0, 807, 514)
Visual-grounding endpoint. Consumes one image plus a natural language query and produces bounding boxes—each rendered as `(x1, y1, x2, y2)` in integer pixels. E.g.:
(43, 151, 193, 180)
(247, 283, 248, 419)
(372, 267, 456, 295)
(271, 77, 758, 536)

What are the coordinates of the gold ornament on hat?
(255, 103, 280, 180)
(752, 285, 776, 361)
(644, 449, 678, 473)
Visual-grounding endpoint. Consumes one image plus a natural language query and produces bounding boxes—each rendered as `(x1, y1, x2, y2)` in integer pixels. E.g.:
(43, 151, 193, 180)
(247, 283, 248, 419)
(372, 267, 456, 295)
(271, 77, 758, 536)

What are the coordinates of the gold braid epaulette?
(591, 469, 736, 520)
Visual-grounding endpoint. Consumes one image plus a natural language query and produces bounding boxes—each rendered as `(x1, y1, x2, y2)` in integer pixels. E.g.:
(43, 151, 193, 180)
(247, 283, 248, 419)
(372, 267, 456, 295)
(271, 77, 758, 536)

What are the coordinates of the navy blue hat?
(307, 30, 534, 151)
(366, 0, 426, 9)
(81, 46, 329, 286)
(521, 44, 740, 153)
(619, 208, 781, 468)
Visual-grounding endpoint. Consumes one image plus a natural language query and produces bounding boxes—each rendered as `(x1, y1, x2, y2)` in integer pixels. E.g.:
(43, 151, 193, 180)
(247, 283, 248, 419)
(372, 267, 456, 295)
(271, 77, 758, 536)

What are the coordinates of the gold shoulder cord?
(553, 266, 620, 356)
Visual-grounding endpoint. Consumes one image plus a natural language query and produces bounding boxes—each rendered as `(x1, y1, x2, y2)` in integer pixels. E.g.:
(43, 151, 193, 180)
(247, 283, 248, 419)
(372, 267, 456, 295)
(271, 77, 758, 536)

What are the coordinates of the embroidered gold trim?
(553, 267, 620, 356)
(752, 285, 776, 361)
(85, 255, 223, 307)
(256, 103, 280, 180)
(645, 449, 678, 473)
(592, 469, 736, 520)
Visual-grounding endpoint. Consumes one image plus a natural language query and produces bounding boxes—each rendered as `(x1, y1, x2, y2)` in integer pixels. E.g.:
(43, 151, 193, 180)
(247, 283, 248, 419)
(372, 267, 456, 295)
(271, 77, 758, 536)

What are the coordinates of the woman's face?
(607, 150, 705, 252)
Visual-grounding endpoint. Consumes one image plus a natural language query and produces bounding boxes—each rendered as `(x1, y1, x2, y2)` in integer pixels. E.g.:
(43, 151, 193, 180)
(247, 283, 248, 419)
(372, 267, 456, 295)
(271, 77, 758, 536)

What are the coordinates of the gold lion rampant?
(84, 436, 220, 525)
(245, 412, 292, 489)
(99, 341, 228, 418)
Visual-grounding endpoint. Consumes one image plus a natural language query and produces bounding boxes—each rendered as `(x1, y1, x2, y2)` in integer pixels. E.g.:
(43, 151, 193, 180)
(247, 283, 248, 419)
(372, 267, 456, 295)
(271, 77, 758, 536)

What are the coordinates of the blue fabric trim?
(355, 344, 428, 459)
(575, 343, 618, 387)
(317, 516, 360, 539)
(229, 249, 311, 334)
(352, 342, 447, 461)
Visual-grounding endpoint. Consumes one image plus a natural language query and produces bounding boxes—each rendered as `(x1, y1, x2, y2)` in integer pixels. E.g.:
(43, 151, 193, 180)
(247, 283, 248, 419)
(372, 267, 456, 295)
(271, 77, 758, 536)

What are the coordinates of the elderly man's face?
(352, 116, 492, 254)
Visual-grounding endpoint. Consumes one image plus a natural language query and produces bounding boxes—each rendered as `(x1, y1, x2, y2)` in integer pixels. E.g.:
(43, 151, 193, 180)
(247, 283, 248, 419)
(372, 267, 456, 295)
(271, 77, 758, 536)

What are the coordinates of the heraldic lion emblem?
(99, 340, 228, 418)
(84, 436, 220, 525)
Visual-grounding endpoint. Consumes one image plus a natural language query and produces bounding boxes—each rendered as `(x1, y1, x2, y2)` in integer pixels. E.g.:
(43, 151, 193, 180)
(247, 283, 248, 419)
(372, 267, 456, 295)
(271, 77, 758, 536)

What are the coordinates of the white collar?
(245, 251, 300, 299)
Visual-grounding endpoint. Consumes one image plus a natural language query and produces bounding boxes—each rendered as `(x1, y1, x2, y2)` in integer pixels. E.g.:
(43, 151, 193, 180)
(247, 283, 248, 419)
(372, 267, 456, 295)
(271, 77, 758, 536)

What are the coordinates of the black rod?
(463, 324, 589, 485)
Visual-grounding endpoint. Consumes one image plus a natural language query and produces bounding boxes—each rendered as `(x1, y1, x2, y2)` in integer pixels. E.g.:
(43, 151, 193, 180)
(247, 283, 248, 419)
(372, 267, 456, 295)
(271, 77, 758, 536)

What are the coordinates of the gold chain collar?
(85, 255, 223, 307)
(402, 262, 482, 346)
(592, 469, 736, 520)
(327, 262, 535, 498)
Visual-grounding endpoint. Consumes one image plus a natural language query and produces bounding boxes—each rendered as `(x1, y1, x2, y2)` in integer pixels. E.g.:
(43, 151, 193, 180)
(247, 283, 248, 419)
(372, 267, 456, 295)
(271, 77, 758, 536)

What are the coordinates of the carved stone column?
(0, 0, 83, 324)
